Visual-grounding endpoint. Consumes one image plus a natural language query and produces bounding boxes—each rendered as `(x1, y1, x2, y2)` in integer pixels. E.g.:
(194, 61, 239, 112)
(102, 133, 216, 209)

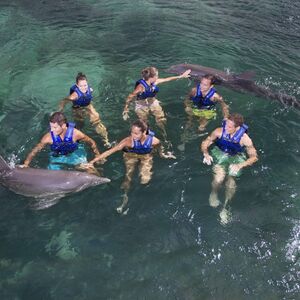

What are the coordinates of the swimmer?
(185, 74, 229, 130)
(201, 113, 258, 225)
(21, 112, 101, 172)
(178, 74, 229, 151)
(58, 72, 111, 148)
(84, 119, 176, 213)
(122, 66, 191, 140)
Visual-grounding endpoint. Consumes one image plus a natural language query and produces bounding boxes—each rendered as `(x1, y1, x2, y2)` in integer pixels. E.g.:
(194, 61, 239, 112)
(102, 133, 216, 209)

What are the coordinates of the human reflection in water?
(84, 120, 176, 214)
(201, 113, 258, 225)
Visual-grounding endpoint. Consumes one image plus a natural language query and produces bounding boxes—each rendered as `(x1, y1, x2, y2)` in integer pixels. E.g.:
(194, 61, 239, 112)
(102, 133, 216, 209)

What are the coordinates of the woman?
(86, 120, 175, 213)
(122, 67, 191, 140)
(58, 72, 110, 148)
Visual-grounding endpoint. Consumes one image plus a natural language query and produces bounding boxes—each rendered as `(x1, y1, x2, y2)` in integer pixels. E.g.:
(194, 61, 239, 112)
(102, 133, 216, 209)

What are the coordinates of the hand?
(180, 69, 191, 79)
(162, 151, 176, 159)
(79, 162, 94, 169)
(229, 163, 242, 176)
(185, 106, 193, 115)
(91, 155, 107, 165)
(203, 154, 213, 165)
(122, 110, 129, 121)
(18, 164, 29, 168)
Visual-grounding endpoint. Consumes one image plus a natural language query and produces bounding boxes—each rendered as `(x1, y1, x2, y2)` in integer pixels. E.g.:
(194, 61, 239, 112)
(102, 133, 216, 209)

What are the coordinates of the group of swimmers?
(20, 66, 258, 223)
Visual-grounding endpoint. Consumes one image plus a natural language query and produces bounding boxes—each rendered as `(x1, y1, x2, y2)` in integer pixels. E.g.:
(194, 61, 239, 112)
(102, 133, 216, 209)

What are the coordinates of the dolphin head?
(64, 172, 111, 192)
(165, 63, 191, 75)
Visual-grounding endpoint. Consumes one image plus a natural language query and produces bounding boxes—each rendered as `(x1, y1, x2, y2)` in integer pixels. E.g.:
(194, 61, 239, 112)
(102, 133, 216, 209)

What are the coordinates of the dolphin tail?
(235, 71, 256, 80)
(0, 155, 12, 171)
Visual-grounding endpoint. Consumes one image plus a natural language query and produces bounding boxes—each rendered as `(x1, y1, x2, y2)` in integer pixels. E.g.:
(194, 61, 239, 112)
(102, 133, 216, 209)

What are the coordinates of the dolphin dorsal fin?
(0, 155, 12, 172)
(235, 71, 256, 80)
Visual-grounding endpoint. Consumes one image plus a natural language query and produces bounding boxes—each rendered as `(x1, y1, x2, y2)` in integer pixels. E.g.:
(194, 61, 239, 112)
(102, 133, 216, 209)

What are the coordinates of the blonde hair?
(141, 67, 158, 80)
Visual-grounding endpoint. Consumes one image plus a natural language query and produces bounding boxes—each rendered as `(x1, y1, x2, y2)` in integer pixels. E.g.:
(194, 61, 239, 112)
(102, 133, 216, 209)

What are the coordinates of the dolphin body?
(166, 63, 300, 110)
(0, 155, 110, 209)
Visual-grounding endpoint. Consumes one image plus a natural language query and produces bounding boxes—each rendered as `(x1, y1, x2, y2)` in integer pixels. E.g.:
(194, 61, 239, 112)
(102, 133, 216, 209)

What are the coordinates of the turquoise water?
(0, 0, 299, 299)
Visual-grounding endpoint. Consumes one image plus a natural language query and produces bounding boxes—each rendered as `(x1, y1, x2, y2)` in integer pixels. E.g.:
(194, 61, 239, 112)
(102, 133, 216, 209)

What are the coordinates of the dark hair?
(228, 113, 244, 127)
(141, 67, 158, 81)
(201, 74, 216, 84)
(49, 112, 67, 126)
(131, 119, 148, 133)
(76, 72, 87, 83)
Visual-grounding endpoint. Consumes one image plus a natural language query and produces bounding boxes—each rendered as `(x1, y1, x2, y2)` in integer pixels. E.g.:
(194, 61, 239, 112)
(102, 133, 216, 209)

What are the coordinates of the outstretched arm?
(184, 87, 196, 115)
(214, 94, 229, 119)
(201, 129, 220, 165)
(155, 69, 191, 84)
(58, 92, 78, 112)
(90, 138, 130, 164)
(78, 131, 101, 157)
(229, 135, 258, 174)
(22, 134, 49, 167)
(122, 85, 144, 120)
(152, 137, 176, 159)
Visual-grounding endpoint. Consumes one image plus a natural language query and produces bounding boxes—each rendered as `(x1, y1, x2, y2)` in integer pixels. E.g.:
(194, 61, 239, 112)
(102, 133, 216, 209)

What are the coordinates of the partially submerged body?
(123, 67, 191, 140)
(59, 72, 110, 147)
(85, 120, 175, 213)
(201, 113, 258, 224)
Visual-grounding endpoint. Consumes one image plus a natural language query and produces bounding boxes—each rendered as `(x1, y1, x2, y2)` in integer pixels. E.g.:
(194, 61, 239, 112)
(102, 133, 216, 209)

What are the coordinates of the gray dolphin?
(0, 155, 110, 209)
(166, 63, 300, 109)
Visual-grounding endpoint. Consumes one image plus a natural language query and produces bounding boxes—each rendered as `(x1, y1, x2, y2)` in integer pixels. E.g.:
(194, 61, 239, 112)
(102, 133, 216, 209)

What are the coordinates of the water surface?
(0, 0, 299, 299)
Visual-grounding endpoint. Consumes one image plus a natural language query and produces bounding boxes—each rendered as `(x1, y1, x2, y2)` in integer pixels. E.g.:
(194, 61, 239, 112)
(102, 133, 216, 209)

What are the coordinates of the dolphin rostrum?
(0, 155, 110, 209)
(166, 63, 300, 110)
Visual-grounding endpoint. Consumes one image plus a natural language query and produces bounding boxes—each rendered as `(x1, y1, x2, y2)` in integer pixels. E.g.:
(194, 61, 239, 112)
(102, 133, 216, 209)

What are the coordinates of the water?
(0, 0, 299, 299)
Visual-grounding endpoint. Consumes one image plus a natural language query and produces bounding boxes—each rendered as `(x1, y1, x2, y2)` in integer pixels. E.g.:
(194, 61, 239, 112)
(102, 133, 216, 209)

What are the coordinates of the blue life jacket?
(215, 120, 248, 156)
(124, 130, 155, 155)
(135, 79, 159, 100)
(191, 83, 216, 110)
(50, 123, 78, 156)
(70, 84, 93, 107)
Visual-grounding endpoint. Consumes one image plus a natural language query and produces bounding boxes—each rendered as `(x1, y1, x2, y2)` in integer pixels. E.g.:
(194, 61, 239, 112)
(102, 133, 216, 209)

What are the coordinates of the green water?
(0, 0, 299, 299)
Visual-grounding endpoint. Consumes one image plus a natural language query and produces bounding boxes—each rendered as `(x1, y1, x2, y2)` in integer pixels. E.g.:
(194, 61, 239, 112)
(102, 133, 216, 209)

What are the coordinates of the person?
(201, 113, 258, 224)
(185, 74, 229, 132)
(21, 112, 101, 171)
(85, 119, 175, 214)
(58, 72, 110, 148)
(122, 66, 191, 140)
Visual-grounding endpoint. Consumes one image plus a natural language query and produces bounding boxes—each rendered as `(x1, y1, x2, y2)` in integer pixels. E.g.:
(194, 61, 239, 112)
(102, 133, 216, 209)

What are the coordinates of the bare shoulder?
(212, 127, 222, 138)
(152, 136, 160, 146)
(117, 136, 132, 149)
(41, 132, 52, 144)
(212, 92, 223, 101)
(241, 133, 254, 147)
(189, 87, 197, 96)
(203, 127, 222, 144)
(134, 84, 144, 94)
(73, 128, 86, 141)
(69, 92, 78, 100)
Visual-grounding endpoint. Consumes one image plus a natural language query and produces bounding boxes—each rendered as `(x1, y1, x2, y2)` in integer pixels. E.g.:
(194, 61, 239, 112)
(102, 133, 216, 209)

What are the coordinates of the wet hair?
(131, 119, 148, 133)
(201, 74, 216, 85)
(141, 67, 158, 81)
(49, 112, 67, 126)
(228, 113, 244, 127)
(76, 72, 87, 83)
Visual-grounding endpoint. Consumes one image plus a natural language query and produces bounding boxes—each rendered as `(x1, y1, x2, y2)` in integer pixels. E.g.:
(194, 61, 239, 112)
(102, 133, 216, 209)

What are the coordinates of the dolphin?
(166, 63, 300, 110)
(0, 155, 110, 209)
